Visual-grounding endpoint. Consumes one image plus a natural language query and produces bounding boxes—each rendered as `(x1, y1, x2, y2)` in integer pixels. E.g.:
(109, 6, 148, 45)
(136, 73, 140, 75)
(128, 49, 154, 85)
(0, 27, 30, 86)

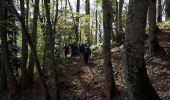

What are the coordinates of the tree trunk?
(124, 0, 161, 99)
(0, 1, 7, 94)
(26, 0, 29, 28)
(165, 0, 170, 20)
(53, 0, 59, 28)
(95, 9, 98, 45)
(20, 0, 29, 88)
(75, 0, 80, 46)
(44, 0, 59, 99)
(0, 61, 7, 95)
(85, 0, 91, 45)
(102, 0, 117, 99)
(28, 0, 40, 84)
(44, 0, 55, 71)
(149, 0, 164, 56)
(118, 0, 124, 33)
(115, 0, 119, 37)
(157, 0, 162, 22)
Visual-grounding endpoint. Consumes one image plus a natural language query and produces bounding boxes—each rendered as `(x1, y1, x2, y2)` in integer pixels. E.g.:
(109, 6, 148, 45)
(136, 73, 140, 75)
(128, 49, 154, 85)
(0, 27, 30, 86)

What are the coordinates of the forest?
(0, 0, 170, 100)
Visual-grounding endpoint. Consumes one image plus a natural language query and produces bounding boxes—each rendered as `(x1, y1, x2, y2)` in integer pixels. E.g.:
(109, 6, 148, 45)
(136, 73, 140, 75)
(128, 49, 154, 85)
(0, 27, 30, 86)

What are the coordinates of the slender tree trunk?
(165, 0, 170, 20)
(85, 0, 91, 45)
(44, 0, 56, 71)
(118, 0, 124, 33)
(149, 0, 164, 56)
(75, 0, 80, 45)
(28, 0, 40, 84)
(53, 0, 60, 99)
(54, 0, 59, 27)
(99, 23, 102, 43)
(157, 0, 162, 22)
(7, 0, 52, 99)
(44, 1, 58, 100)
(102, 0, 117, 99)
(124, 0, 161, 99)
(149, 0, 157, 55)
(0, 61, 7, 95)
(0, 1, 7, 94)
(26, 0, 29, 29)
(95, 9, 98, 45)
(115, 0, 119, 37)
(20, 0, 29, 88)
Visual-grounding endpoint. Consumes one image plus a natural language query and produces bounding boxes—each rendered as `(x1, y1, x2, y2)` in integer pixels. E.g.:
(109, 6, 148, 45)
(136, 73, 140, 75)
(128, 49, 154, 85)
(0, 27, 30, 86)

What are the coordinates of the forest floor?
(56, 23, 170, 100)
(1, 23, 170, 100)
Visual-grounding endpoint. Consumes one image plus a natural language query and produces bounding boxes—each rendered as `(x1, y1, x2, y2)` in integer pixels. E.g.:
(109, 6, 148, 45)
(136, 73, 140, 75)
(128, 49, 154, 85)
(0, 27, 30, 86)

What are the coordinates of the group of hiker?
(63, 43, 91, 64)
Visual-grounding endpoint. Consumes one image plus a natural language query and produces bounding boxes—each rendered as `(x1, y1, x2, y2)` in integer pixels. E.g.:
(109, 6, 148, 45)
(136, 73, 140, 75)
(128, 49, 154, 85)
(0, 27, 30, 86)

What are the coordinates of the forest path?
(58, 24, 170, 100)
(58, 56, 106, 100)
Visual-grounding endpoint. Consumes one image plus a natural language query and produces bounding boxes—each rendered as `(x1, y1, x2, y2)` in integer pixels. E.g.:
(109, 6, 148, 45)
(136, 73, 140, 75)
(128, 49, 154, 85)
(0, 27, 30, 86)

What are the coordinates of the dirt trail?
(58, 57, 106, 100)
(58, 24, 170, 100)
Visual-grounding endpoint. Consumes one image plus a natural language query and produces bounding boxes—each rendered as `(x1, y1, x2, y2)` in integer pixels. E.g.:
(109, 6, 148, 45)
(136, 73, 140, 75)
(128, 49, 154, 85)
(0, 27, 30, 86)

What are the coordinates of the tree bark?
(165, 0, 170, 20)
(44, 0, 59, 99)
(149, 0, 164, 56)
(124, 0, 161, 99)
(157, 0, 162, 22)
(85, 0, 91, 45)
(115, 0, 119, 37)
(102, 0, 117, 99)
(118, 0, 124, 33)
(28, 0, 40, 84)
(75, 0, 80, 46)
(26, 0, 29, 28)
(43, 0, 56, 71)
(20, 0, 29, 88)
(0, 1, 7, 94)
(95, 9, 98, 45)
(0, 60, 7, 95)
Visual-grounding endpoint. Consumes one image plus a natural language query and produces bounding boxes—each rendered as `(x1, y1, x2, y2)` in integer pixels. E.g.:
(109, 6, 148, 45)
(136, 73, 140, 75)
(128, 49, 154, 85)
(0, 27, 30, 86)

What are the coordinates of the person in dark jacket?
(63, 44, 69, 58)
(83, 44, 91, 64)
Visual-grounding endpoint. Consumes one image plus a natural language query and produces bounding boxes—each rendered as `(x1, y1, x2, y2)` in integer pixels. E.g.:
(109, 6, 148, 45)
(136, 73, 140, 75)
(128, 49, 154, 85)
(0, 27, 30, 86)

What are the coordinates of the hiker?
(83, 44, 91, 64)
(79, 43, 85, 60)
(63, 44, 69, 58)
(70, 44, 78, 57)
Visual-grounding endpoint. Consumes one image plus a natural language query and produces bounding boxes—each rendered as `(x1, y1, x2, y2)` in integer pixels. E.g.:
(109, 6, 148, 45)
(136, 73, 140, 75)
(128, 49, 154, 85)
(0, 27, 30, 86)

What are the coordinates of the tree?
(115, 0, 119, 37)
(165, 0, 170, 20)
(28, 0, 40, 84)
(148, 0, 165, 56)
(75, 0, 80, 45)
(85, 0, 91, 45)
(44, 0, 60, 99)
(118, 0, 124, 33)
(95, 7, 98, 44)
(124, 0, 161, 99)
(0, 0, 7, 94)
(157, 0, 162, 22)
(44, 0, 56, 70)
(102, 0, 117, 99)
(20, 0, 29, 88)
